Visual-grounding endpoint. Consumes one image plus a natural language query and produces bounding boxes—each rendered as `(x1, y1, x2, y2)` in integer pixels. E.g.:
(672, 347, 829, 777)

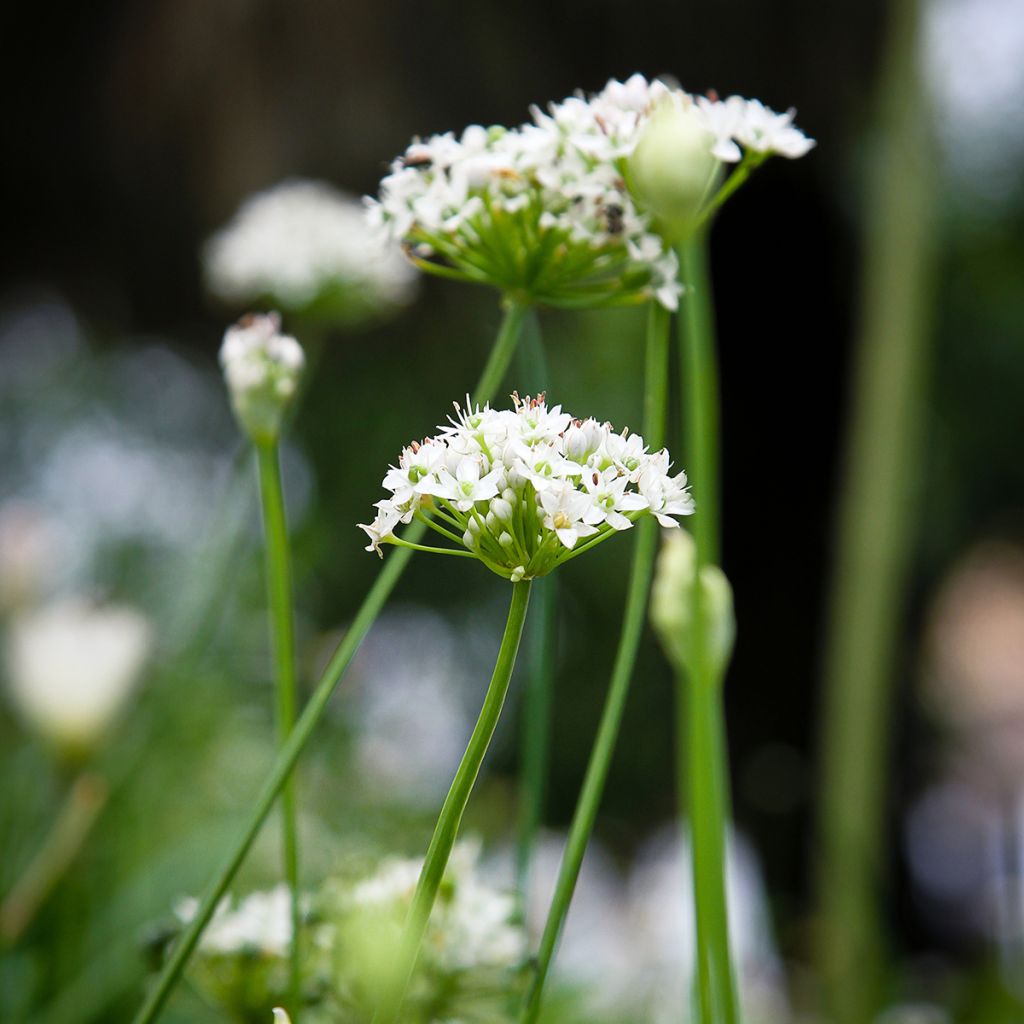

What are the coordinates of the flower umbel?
(204, 178, 417, 324)
(368, 74, 814, 307)
(359, 393, 695, 580)
(219, 312, 305, 445)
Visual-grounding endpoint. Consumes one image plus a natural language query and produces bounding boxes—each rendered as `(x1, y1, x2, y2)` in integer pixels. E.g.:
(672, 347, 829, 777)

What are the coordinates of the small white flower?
(175, 884, 296, 958)
(4, 598, 152, 753)
(539, 482, 600, 549)
(219, 313, 305, 444)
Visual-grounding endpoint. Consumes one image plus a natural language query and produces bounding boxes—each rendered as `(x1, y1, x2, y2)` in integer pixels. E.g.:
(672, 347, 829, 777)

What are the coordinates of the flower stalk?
(132, 299, 529, 1024)
(254, 440, 302, 1006)
(677, 233, 738, 1024)
(520, 300, 670, 1023)
(515, 312, 557, 896)
(373, 580, 533, 1024)
(815, 0, 937, 1017)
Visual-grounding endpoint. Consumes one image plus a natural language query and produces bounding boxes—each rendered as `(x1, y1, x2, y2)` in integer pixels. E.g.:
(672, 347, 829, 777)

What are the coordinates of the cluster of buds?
(360, 393, 695, 581)
(219, 313, 305, 445)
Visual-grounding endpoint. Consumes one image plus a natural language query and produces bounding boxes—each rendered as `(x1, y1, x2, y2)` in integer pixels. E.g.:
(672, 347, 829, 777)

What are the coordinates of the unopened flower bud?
(498, 531, 515, 550)
(651, 530, 735, 679)
(510, 566, 526, 583)
(492, 497, 513, 522)
(462, 529, 476, 549)
(219, 312, 305, 445)
(628, 95, 721, 244)
(502, 488, 516, 504)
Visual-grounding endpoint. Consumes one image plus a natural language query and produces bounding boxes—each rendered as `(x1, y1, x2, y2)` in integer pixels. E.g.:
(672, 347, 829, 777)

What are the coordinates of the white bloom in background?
(359, 393, 694, 579)
(347, 840, 526, 973)
(176, 884, 295, 957)
(205, 178, 417, 321)
(219, 312, 305, 445)
(271, 1010, 291, 1024)
(4, 598, 152, 753)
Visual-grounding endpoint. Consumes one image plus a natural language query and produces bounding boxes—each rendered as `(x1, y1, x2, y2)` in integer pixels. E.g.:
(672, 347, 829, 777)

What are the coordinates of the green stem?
(132, 298, 530, 1024)
(815, 0, 936, 1019)
(515, 310, 557, 895)
(520, 301, 670, 1024)
(0, 774, 108, 947)
(255, 441, 302, 1007)
(375, 581, 533, 1024)
(677, 233, 737, 1024)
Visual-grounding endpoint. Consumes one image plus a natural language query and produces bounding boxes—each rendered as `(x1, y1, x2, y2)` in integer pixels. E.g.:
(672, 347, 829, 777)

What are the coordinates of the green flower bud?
(627, 96, 721, 244)
(651, 529, 735, 679)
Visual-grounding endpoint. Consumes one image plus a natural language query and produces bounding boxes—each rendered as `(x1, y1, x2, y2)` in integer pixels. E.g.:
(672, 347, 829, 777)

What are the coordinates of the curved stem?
(132, 299, 530, 1024)
(520, 301, 670, 1024)
(677, 234, 737, 1024)
(375, 581, 533, 1024)
(255, 441, 302, 1007)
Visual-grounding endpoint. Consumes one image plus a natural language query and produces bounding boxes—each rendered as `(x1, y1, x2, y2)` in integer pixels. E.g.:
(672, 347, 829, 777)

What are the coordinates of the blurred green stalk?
(515, 311, 557, 897)
(815, 0, 937, 1018)
(520, 301, 670, 1024)
(131, 298, 529, 1024)
(677, 235, 738, 1024)
(374, 580, 533, 1024)
(0, 773, 108, 947)
(255, 440, 303, 1007)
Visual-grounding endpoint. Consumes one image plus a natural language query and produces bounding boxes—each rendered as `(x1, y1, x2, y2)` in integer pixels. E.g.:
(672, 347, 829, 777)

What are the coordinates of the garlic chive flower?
(204, 179, 417, 325)
(219, 312, 305, 445)
(368, 74, 813, 308)
(359, 393, 695, 580)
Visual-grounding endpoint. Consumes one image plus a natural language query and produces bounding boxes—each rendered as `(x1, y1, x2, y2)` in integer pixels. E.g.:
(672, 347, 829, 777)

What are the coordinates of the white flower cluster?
(219, 312, 305, 444)
(176, 884, 295, 958)
(368, 74, 813, 309)
(205, 179, 417, 321)
(348, 840, 525, 973)
(360, 393, 694, 580)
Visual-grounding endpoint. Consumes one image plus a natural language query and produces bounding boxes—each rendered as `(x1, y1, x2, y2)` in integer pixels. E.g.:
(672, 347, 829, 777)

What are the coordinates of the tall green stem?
(255, 441, 302, 1004)
(520, 302, 670, 1024)
(375, 581, 532, 1024)
(515, 310, 557, 895)
(815, 0, 936, 1018)
(132, 298, 530, 1024)
(677, 234, 737, 1024)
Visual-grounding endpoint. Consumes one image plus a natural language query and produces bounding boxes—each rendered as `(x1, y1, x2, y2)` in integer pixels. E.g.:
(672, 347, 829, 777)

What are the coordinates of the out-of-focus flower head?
(317, 839, 526, 1018)
(3, 597, 152, 755)
(368, 74, 812, 308)
(219, 312, 305, 446)
(205, 179, 418, 326)
(359, 393, 694, 580)
(173, 885, 304, 1019)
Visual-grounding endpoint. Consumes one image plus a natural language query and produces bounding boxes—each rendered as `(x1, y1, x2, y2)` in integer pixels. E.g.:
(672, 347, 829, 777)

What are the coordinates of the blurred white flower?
(347, 839, 525, 973)
(176, 884, 295, 957)
(219, 312, 305, 444)
(4, 598, 152, 753)
(205, 178, 417, 320)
